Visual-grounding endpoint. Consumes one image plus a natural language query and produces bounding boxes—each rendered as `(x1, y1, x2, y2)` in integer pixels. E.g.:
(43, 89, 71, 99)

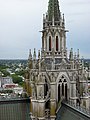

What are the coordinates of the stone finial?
(69, 48, 73, 60)
(62, 13, 65, 27)
(33, 48, 36, 60)
(63, 14, 65, 22)
(38, 50, 40, 59)
(43, 14, 45, 20)
(77, 49, 80, 60)
(29, 49, 32, 60)
(81, 56, 84, 65)
(81, 56, 85, 74)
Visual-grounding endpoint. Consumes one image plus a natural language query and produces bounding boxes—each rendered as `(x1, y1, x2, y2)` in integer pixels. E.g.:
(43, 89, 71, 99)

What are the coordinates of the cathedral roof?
(44, 58, 70, 65)
(48, 0, 60, 21)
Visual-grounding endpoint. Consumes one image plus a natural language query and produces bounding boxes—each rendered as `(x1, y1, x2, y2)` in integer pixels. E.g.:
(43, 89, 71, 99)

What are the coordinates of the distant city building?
(25, 0, 90, 120)
(15, 68, 21, 72)
(13, 87, 23, 95)
(0, 99, 30, 120)
(0, 76, 13, 87)
(2, 83, 18, 89)
(0, 78, 1, 88)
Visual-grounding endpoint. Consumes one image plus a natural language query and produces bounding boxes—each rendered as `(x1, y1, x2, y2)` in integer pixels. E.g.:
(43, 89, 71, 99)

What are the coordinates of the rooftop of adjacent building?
(0, 98, 30, 120)
(56, 101, 90, 120)
(0, 98, 90, 120)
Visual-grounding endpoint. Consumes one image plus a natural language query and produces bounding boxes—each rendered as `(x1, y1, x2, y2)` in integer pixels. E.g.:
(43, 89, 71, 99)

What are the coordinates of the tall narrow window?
(56, 36, 58, 51)
(62, 83, 64, 96)
(65, 84, 67, 100)
(49, 36, 51, 51)
(58, 84, 60, 102)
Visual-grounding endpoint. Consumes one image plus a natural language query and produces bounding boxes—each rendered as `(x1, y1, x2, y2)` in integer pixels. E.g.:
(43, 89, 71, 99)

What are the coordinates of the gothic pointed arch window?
(58, 75, 68, 102)
(49, 36, 51, 51)
(56, 36, 58, 51)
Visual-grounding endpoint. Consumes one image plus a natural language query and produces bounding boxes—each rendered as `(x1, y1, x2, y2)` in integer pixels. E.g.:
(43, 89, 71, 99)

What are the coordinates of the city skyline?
(0, 0, 90, 59)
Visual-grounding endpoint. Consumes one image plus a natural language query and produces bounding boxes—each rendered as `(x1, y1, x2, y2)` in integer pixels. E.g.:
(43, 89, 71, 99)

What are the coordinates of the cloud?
(0, 0, 90, 59)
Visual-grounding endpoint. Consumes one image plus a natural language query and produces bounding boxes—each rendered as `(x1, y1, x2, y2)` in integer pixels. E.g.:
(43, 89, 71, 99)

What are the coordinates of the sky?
(0, 0, 90, 59)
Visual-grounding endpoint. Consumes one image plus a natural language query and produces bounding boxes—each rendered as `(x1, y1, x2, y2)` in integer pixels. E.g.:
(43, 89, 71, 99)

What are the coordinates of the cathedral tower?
(25, 0, 89, 120)
(42, 0, 67, 59)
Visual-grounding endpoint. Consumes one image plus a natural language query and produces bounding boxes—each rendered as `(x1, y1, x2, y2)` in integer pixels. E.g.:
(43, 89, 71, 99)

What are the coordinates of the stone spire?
(29, 49, 32, 60)
(28, 49, 33, 69)
(38, 50, 40, 59)
(62, 13, 65, 27)
(33, 48, 36, 60)
(77, 49, 80, 60)
(69, 48, 73, 61)
(48, 0, 60, 21)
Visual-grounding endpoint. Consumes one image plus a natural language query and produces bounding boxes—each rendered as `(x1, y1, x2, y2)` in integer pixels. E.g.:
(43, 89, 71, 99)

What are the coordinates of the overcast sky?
(0, 0, 90, 59)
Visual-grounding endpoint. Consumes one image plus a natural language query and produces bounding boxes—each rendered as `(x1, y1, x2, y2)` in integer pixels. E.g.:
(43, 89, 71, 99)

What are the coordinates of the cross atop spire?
(48, 0, 60, 21)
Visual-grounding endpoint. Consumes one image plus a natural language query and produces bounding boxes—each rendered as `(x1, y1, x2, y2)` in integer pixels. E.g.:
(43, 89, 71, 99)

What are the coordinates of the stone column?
(44, 36, 46, 50)
(62, 36, 64, 50)
(42, 35, 44, 50)
(60, 83, 62, 99)
(31, 99, 38, 120)
(60, 35, 62, 51)
(50, 82, 56, 120)
(70, 81, 77, 104)
(58, 36, 60, 52)
(38, 100, 45, 120)
(50, 99, 56, 120)
(47, 37, 49, 52)
(64, 33, 66, 50)
(52, 35, 54, 51)
(30, 97, 33, 118)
